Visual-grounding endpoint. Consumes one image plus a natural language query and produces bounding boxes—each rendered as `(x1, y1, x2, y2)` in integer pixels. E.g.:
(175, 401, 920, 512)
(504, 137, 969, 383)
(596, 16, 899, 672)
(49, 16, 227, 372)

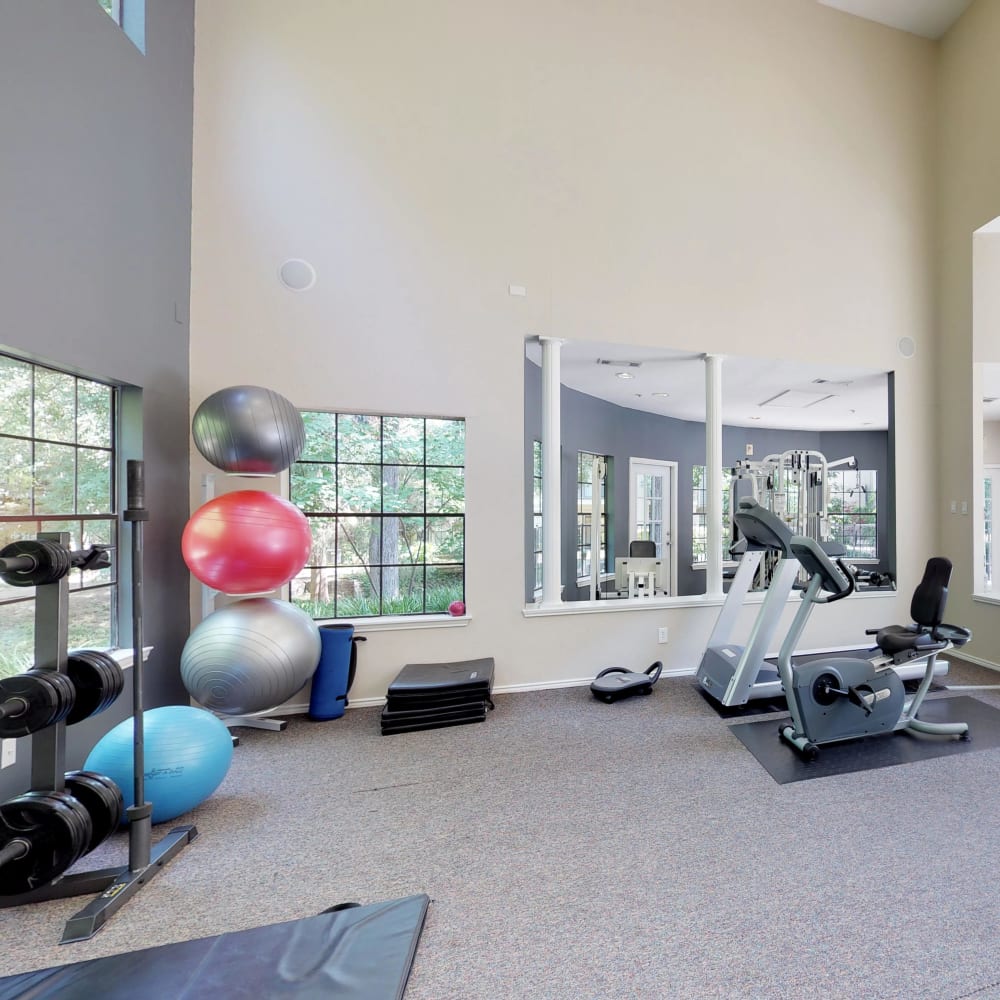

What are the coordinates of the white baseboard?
(244, 653, 995, 719)
(946, 652, 1000, 673)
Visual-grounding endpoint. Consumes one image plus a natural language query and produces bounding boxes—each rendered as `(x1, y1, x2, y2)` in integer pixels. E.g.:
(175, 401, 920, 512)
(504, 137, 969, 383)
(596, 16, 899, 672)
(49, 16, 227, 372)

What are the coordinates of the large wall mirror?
(524, 339, 894, 605)
(977, 363, 1000, 595)
(973, 220, 1000, 598)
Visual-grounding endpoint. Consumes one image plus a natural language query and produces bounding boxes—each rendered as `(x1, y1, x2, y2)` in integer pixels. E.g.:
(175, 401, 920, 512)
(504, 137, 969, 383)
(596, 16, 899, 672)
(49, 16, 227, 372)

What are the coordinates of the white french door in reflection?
(629, 458, 677, 596)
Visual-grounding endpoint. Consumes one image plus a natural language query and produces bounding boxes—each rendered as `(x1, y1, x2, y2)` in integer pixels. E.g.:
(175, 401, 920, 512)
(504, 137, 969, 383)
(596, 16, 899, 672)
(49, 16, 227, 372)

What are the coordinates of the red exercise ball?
(182, 490, 311, 594)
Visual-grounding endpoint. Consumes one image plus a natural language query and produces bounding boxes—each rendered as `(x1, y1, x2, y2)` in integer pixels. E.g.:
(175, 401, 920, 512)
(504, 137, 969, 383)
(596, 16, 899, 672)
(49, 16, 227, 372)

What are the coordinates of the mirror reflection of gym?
(524, 338, 894, 607)
(977, 363, 1000, 596)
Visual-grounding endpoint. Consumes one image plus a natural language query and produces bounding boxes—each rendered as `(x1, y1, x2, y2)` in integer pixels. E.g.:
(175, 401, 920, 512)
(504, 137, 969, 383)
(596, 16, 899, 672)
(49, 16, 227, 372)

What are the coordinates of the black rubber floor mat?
(728, 695, 1000, 784)
(0, 894, 430, 1000)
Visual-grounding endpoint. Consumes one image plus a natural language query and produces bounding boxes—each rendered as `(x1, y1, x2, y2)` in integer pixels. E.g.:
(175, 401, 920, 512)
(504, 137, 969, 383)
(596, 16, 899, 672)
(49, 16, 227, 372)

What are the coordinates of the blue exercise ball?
(192, 385, 305, 475)
(84, 706, 234, 824)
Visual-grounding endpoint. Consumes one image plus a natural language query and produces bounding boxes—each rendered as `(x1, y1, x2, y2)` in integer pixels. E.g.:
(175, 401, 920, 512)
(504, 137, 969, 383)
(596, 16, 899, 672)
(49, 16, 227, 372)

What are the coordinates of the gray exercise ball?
(192, 385, 306, 475)
(181, 598, 322, 716)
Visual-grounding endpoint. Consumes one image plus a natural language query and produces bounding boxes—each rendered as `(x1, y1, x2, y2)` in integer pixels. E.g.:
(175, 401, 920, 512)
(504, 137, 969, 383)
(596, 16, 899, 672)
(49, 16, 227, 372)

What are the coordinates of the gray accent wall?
(525, 359, 891, 601)
(0, 1, 195, 796)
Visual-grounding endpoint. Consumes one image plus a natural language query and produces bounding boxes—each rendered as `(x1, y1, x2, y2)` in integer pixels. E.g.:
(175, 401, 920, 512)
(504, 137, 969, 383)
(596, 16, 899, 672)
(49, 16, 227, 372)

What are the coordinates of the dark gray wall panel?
(0, 1, 195, 799)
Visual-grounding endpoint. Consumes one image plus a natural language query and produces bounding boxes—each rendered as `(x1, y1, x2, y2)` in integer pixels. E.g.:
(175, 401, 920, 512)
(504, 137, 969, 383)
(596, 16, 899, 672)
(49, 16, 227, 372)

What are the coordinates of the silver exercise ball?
(192, 385, 306, 475)
(181, 598, 322, 716)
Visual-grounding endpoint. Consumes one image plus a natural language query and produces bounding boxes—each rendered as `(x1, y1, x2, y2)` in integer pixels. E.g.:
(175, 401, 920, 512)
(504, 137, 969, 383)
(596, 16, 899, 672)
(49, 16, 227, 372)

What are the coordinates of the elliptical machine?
(776, 537, 972, 760)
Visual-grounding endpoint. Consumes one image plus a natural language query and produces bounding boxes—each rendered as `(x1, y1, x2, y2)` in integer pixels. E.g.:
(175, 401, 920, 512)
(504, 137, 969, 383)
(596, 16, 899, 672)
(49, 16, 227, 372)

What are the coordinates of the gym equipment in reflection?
(776, 541, 971, 760)
(614, 539, 665, 598)
(725, 450, 856, 591)
(590, 661, 663, 703)
(0, 461, 197, 943)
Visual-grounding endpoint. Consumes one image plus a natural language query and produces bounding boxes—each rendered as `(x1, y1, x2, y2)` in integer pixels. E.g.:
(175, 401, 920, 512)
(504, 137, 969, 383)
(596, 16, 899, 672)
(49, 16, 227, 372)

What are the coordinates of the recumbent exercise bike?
(776, 536, 972, 761)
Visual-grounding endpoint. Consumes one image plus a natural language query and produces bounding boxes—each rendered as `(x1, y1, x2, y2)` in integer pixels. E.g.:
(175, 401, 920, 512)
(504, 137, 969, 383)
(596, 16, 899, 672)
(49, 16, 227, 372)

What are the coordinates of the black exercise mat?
(381, 710, 488, 735)
(0, 894, 429, 1000)
(729, 695, 1000, 784)
(381, 701, 491, 723)
(386, 691, 494, 712)
(387, 658, 494, 697)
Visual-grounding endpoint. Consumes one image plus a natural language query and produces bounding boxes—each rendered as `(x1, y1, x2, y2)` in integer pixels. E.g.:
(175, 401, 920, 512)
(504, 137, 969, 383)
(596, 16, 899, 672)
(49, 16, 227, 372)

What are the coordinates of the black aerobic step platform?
(381, 658, 495, 736)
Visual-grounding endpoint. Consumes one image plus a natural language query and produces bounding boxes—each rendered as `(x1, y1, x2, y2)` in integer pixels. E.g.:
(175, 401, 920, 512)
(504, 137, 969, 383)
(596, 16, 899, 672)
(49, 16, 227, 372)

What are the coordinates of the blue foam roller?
(309, 624, 357, 720)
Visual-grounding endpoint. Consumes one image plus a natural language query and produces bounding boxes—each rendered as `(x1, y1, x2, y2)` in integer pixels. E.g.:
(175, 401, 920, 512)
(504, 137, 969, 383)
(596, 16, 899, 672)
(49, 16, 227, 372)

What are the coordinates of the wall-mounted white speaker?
(897, 336, 916, 358)
(279, 259, 317, 292)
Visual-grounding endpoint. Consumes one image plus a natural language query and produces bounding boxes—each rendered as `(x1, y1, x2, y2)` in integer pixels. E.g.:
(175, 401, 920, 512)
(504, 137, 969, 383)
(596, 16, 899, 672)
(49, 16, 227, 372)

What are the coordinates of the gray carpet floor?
(3, 659, 1000, 999)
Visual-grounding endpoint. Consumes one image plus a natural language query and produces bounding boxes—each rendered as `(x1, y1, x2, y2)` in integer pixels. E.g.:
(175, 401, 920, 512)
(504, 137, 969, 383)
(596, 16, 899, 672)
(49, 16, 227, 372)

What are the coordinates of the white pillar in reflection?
(540, 336, 565, 606)
(705, 353, 725, 598)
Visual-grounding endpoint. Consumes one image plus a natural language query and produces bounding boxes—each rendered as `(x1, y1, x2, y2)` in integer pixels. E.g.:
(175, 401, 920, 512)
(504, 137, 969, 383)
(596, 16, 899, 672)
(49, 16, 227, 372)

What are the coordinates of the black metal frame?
(0, 463, 197, 944)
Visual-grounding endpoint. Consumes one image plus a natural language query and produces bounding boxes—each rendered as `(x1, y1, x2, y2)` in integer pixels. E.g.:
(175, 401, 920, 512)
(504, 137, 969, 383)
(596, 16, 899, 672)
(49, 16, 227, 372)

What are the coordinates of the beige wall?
(986, 422, 1000, 466)
(190, 0, 942, 698)
(939, 0, 1000, 663)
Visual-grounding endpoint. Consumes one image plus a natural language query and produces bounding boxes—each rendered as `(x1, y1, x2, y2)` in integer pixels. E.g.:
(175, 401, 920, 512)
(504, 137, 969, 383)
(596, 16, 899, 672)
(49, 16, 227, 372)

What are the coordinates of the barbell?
(0, 540, 110, 588)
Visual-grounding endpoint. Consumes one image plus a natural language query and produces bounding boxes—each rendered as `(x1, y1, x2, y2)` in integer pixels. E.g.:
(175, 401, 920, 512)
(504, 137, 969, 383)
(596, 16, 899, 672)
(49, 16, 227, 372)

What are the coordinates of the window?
(289, 413, 465, 618)
(984, 470, 998, 592)
(827, 469, 878, 561)
(532, 441, 543, 592)
(0, 355, 119, 678)
(96, 0, 145, 53)
(691, 466, 732, 564)
(98, 0, 122, 24)
(577, 451, 609, 579)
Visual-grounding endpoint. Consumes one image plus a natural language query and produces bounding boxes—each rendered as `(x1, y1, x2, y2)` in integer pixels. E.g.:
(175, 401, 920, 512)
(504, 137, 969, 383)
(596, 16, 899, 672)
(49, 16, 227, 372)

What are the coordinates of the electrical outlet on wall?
(1, 739, 15, 769)
(657, 627, 669, 644)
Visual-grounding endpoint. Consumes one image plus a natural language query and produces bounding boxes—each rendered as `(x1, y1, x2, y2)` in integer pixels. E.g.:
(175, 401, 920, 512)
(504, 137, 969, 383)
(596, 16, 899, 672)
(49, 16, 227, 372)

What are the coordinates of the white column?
(705, 353, 724, 598)
(540, 336, 565, 606)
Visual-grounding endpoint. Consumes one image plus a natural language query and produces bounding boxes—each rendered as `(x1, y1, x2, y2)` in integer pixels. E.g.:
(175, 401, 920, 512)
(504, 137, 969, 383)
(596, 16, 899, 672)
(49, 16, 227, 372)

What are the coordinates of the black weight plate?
(78, 650, 124, 710)
(65, 654, 106, 724)
(68, 771, 124, 832)
(65, 652, 121, 724)
(20, 791, 93, 868)
(91, 652, 125, 713)
(25, 670, 71, 726)
(0, 672, 60, 738)
(72, 770, 125, 822)
(27, 670, 76, 727)
(0, 793, 89, 895)
(43, 671, 76, 725)
(64, 773, 122, 852)
(0, 539, 70, 587)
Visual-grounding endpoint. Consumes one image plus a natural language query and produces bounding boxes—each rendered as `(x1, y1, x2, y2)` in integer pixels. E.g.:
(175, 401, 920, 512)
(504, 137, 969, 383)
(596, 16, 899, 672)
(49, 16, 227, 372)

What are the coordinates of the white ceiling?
(817, 0, 972, 39)
(525, 340, 892, 431)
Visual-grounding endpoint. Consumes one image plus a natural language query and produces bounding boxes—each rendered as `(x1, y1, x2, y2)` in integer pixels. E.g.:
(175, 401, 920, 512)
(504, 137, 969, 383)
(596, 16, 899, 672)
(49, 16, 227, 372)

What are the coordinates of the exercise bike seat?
(590, 661, 662, 703)
(866, 556, 964, 658)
